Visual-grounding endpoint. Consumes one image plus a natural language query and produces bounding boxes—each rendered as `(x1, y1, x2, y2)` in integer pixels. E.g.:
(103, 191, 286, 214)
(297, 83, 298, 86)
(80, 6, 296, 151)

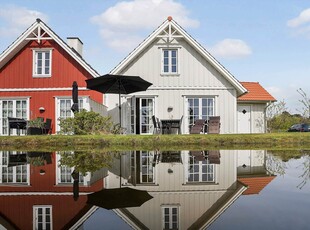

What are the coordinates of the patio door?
(187, 97, 214, 133)
(56, 98, 85, 133)
(0, 99, 28, 135)
(138, 98, 154, 134)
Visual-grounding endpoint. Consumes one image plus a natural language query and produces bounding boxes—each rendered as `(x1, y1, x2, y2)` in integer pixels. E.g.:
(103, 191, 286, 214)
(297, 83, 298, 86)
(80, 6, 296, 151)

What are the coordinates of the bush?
(267, 111, 310, 132)
(58, 110, 121, 135)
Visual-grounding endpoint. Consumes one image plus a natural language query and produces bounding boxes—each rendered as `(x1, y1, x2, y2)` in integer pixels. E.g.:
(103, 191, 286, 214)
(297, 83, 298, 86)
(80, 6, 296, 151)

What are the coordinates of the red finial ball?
(168, 16, 173, 21)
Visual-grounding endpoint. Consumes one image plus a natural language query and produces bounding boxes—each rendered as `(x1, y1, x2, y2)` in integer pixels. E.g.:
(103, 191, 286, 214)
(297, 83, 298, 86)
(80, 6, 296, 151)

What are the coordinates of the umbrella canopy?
(87, 187, 153, 210)
(71, 81, 79, 113)
(85, 74, 152, 126)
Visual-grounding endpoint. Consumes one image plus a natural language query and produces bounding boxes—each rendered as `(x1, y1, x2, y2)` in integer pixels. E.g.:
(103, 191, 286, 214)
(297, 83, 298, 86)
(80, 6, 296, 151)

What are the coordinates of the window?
(56, 98, 84, 132)
(187, 155, 214, 183)
(188, 98, 214, 128)
(0, 151, 28, 184)
(0, 99, 28, 135)
(162, 206, 179, 230)
(33, 49, 52, 77)
(140, 151, 155, 183)
(162, 49, 178, 74)
(33, 206, 52, 230)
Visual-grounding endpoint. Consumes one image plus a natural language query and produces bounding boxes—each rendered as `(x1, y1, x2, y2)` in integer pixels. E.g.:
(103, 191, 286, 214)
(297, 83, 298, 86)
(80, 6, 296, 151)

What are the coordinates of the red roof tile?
(238, 176, 276, 195)
(238, 82, 276, 102)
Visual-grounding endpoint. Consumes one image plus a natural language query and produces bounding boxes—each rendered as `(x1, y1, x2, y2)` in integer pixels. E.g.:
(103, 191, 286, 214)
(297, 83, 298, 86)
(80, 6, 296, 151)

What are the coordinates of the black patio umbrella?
(71, 81, 79, 113)
(85, 74, 152, 126)
(71, 169, 79, 201)
(87, 187, 153, 210)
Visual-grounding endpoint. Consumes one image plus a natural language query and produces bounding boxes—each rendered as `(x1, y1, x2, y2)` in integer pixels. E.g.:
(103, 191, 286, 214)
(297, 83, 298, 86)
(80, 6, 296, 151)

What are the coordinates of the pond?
(0, 149, 309, 229)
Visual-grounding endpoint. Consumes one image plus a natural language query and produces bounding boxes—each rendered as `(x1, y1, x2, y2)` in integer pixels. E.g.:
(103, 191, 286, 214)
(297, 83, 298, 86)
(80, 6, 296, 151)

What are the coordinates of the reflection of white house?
(97, 150, 275, 229)
(107, 17, 276, 135)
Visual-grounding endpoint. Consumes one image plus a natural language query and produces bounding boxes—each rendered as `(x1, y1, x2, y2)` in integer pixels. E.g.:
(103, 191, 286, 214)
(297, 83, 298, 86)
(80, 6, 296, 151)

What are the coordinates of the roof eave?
(110, 19, 247, 95)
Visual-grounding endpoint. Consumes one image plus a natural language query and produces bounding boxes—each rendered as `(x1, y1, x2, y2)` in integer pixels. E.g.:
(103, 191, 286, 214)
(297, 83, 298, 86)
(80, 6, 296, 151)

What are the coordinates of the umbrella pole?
(119, 93, 121, 132)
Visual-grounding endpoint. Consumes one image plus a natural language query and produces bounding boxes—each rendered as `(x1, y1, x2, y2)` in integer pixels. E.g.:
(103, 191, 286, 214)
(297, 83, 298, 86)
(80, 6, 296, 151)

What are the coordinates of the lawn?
(1, 132, 310, 151)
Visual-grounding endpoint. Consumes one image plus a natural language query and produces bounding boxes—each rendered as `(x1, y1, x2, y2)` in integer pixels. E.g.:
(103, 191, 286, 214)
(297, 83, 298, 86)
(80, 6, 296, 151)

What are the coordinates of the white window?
(140, 151, 155, 183)
(188, 98, 214, 128)
(56, 98, 85, 132)
(33, 49, 52, 77)
(33, 206, 52, 230)
(162, 206, 179, 230)
(0, 99, 28, 135)
(0, 151, 29, 184)
(162, 49, 178, 74)
(187, 155, 215, 183)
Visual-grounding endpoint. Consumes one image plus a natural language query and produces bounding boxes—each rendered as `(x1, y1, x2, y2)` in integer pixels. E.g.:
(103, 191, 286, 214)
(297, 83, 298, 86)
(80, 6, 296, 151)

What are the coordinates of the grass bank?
(0, 132, 310, 151)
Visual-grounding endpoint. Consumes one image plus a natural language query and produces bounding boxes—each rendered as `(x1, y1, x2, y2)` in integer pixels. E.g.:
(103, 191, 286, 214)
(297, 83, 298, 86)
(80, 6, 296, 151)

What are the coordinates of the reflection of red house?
(0, 19, 105, 135)
(0, 151, 104, 229)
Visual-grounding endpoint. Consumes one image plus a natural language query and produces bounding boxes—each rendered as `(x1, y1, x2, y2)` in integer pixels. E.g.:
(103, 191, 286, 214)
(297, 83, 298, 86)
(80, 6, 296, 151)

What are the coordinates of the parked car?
(288, 123, 310, 132)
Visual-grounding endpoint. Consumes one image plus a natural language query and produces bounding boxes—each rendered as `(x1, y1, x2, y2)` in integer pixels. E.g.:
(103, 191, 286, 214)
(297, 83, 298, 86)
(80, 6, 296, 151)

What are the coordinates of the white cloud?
(286, 8, 310, 38)
(209, 39, 252, 58)
(287, 8, 310, 28)
(0, 5, 48, 37)
(90, 0, 199, 53)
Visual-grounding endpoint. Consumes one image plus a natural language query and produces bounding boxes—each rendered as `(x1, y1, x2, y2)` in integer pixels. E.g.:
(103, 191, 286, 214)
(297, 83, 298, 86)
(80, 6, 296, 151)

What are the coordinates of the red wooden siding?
(0, 38, 103, 134)
(0, 195, 91, 230)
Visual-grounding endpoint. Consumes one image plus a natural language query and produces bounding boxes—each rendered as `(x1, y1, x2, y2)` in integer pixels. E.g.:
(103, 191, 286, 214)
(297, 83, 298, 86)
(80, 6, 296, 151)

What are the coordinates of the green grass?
(1, 132, 310, 151)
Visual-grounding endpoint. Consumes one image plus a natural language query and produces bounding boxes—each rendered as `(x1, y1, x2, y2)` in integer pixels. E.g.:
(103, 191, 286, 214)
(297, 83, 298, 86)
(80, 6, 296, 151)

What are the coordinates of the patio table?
(161, 119, 181, 134)
(8, 117, 28, 136)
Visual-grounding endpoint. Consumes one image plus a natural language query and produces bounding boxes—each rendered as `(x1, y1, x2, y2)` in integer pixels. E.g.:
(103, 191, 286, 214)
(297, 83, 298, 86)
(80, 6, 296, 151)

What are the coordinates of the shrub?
(58, 110, 121, 135)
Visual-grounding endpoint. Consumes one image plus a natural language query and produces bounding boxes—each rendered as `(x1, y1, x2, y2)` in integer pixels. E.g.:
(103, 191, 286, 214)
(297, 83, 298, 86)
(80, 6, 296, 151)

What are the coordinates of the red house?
(0, 151, 105, 229)
(0, 19, 106, 135)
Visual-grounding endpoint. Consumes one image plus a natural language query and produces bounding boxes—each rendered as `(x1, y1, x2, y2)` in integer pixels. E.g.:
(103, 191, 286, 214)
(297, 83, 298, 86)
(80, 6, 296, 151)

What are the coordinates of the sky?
(1, 0, 310, 113)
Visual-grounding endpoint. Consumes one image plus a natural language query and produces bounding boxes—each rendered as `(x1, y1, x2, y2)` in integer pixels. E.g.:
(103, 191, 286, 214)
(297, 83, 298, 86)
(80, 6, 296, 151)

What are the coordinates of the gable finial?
(167, 16, 173, 21)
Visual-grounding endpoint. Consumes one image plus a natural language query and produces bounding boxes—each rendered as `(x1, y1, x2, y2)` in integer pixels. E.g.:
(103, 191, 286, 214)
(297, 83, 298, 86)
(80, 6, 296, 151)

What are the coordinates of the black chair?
(152, 115, 161, 134)
(42, 118, 52, 134)
(8, 117, 27, 135)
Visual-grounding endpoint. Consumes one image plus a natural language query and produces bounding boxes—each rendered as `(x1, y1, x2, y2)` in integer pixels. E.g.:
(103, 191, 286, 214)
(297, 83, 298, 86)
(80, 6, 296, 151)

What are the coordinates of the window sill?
(32, 75, 52, 78)
(160, 73, 180, 77)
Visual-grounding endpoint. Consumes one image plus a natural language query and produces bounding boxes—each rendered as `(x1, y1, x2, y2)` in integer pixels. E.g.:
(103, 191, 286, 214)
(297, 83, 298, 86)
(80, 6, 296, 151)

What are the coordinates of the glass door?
(0, 99, 28, 135)
(139, 98, 154, 134)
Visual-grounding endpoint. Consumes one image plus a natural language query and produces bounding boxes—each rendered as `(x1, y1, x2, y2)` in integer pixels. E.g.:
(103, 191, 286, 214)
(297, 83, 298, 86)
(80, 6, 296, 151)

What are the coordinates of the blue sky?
(1, 0, 310, 113)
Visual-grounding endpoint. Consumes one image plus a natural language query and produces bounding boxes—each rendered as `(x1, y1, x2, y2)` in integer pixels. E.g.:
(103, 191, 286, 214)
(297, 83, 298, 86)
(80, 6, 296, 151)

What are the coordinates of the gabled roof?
(238, 82, 276, 102)
(238, 176, 276, 195)
(110, 17, 247, 96)
(0, 18, 100, 77)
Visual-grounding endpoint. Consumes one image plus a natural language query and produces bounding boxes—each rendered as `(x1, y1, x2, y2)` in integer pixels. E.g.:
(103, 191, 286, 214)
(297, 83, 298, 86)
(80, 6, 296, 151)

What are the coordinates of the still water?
(0, 149, 309, 229)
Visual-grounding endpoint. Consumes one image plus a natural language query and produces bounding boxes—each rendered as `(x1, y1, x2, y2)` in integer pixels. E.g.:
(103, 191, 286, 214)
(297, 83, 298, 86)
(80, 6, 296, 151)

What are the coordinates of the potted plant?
(27, 118, 44, 135)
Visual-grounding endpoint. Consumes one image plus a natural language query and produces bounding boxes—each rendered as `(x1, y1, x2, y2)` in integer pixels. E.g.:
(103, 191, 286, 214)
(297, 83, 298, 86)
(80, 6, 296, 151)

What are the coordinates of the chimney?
(67, 37, 83, 57)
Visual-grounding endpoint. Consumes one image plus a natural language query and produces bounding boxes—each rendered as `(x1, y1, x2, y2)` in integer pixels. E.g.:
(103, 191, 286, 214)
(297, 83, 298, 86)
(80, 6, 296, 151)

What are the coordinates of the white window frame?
(187, 155, 215, 183)
(55, 152, 90, 186)
(162, 205, 179, 230)
(32, 49, 52, 77)
(33, 205, 52, 230)
(55, 97, 88, 133)
(0, 98, 29, 135)
(187, 97, 215, 128)
(140, 151, 155, 184)
(0, 151, 30, 184)
(162, 49, 179, 75)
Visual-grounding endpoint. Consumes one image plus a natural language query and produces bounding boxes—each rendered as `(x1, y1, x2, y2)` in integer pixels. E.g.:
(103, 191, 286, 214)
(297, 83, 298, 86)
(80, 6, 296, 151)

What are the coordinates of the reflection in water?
(0, 149, 309, 229)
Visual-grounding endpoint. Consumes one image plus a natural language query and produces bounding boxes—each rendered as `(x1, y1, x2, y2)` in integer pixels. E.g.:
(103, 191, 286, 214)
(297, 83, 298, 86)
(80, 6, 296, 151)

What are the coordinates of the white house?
(106, 17, 275, 134)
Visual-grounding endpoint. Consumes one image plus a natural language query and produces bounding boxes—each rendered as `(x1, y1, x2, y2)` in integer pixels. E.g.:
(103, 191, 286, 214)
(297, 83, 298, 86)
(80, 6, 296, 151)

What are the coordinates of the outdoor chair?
(42, 118, 52, 134)
(190, 151, 206, 161)
(207, 150, 221, 164)
(152, 115, 161, 134)
(190, 119, 206, 134)
(207, 116, 220, 134)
